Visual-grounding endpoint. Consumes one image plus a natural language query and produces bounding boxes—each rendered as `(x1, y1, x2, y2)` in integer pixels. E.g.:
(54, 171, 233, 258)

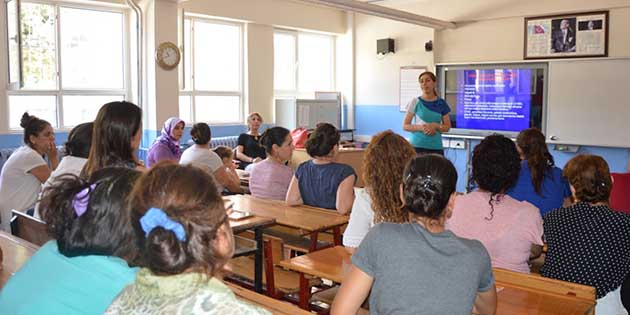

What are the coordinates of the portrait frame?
(524, 11, 608, 59)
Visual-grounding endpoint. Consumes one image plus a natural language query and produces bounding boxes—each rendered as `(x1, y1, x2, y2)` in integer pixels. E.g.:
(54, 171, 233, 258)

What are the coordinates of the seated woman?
(147, 117, 185, 168)
(332, 155, 497, 315)
(35, 122, 93, 218)
(447, 135, 544, 273)
(342, 130, 415, 250)
(105, 163, 269, 315)
(249, 127, 295, 200)
(286, 123, 356, 214)
(0, 112, 58, 232)
(507, 128, 571, 216)
(0, 167, 141, 315)
(179, 123, 242, 194)
(542, 154, 630, 315)
(214, 146, 241, 189)
(82, 101, 144, 177)
(235, 112, 266, 169)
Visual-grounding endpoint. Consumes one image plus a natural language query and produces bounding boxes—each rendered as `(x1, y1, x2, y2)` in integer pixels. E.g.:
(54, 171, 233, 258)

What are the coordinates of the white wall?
(355, 13, 434, 106)
(435, 2, 630, 62)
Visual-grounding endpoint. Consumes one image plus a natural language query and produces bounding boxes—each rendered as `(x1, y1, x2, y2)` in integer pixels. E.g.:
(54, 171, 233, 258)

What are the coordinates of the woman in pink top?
(447, 135, 544, 273)
(249, 127, 294, 200)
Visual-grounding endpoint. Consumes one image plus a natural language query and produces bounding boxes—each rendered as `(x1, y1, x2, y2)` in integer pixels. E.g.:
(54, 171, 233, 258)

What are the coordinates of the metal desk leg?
(254, 227, 263, 293)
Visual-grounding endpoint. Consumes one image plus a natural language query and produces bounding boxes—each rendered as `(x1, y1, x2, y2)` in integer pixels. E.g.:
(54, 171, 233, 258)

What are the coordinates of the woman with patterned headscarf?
(147, 117, 185, 168)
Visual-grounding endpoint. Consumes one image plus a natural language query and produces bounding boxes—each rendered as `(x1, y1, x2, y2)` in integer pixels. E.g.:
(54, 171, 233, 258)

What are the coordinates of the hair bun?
(20, 112, 35, 129)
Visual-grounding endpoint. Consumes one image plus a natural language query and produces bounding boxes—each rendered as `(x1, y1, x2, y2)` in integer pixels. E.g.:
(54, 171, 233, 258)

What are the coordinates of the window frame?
(5, 0, 130, 131)
(179, 15, 244, 125)
(273, 28, 336, 99)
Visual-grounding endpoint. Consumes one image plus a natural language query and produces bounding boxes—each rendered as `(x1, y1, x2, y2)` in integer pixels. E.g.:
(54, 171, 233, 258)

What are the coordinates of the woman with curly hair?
(343, 130, 415, 250)
(507, 128, 571, 216)
(447, 134, 544, 273)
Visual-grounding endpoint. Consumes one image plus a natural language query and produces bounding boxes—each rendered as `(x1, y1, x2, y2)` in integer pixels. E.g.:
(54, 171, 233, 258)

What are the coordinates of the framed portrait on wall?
(524, 11, 608, 59)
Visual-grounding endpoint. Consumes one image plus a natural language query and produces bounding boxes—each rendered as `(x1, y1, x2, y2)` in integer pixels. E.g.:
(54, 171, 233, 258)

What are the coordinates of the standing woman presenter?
(402, 71, 451, 155)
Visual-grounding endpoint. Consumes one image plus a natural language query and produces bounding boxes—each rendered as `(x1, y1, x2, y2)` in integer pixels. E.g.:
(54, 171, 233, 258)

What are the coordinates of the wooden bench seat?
(228, 255, 321, 295)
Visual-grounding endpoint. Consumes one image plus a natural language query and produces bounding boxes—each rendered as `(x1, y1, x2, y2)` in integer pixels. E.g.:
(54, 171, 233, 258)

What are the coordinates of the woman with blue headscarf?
(147, 117, 185, 168)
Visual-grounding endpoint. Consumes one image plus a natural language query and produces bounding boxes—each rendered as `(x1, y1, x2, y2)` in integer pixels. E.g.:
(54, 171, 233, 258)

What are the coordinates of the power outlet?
(449, 139, 466, 149)
(442, 139, 450, 148)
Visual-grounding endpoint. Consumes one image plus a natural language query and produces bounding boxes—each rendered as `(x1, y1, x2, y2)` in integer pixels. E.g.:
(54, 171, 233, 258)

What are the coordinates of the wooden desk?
(230, 215, 275, 294)
(289, 148, 365, 187)
(0, 231, 39, 288)
(496, 286, 594, 315)
(226, 194, 349, 251)
(226, 282, 313, 315)
(280, 246, 594, 314)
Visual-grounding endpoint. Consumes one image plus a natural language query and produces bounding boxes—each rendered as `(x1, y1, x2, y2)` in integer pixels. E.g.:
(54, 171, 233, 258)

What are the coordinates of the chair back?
(611, 173, 630, 213)
(10, 210, 51, 246)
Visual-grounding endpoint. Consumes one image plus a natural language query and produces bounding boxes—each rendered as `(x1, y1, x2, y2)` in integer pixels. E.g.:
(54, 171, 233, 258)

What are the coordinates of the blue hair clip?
(140, 207, 186, 242)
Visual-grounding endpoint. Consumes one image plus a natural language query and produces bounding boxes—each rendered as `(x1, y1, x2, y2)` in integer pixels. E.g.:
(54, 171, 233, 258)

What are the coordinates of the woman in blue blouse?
(286, 123, 356, 214)
(507, 128, 571, 216)
(402, 71, 451, 155)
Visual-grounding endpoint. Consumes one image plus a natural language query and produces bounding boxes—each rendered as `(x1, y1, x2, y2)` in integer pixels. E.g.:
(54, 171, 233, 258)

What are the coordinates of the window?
(6, 2, 128, 129)
(179, 17, 243, 124)
(274, 30, 335, 98)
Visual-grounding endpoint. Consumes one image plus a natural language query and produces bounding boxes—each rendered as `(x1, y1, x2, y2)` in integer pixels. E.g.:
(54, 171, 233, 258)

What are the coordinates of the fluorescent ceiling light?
(297, 0, 456, 29)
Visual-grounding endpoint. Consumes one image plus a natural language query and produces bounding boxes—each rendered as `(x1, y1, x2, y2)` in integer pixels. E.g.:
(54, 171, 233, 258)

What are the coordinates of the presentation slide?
(455, 69, 532, 132)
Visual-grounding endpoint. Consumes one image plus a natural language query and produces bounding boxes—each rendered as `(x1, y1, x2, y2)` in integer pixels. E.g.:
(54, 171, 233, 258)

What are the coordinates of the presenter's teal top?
(0, 241, 138, 315)
(405, 97, 451, 150)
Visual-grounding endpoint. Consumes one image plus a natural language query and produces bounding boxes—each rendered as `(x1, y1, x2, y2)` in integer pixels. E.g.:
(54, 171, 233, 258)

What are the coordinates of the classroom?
(0, 0, 630, 314)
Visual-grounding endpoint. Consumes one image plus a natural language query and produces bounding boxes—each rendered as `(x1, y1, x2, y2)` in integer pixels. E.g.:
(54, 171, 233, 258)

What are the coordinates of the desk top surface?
(229, 215, 275, 233)
(0, 231, 39, 288)
(279, 246, 594, 315)
(226, 194, 348, 232)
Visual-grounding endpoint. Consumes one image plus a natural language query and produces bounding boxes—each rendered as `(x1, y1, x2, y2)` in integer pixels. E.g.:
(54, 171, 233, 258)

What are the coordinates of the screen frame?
(436, 62, 548, 139)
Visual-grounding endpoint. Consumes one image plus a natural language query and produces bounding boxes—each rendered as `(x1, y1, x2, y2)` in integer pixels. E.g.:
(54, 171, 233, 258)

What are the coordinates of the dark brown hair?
(517, 128, 555, 194)
(305, 123, 340, 158)
(20, 112, 51, 146)
(40, 167, 141, 264)
(129, 162, 230, 276)
(363, 130, 416, 223)
(563, 154, 612, 203)
(83, 101, 142, 177)
(402, 155, 457, 220)
(191, 122, 211, 145)
(213, 146, 233, 160)
(65, 122, 93, 158)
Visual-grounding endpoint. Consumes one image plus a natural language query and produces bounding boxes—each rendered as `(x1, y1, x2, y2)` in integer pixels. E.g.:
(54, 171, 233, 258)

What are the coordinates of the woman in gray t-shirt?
(331, 155, 497, 315)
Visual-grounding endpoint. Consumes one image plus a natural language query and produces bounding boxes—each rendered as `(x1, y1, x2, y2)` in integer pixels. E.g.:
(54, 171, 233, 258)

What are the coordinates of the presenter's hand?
(421, 124, 437, 136)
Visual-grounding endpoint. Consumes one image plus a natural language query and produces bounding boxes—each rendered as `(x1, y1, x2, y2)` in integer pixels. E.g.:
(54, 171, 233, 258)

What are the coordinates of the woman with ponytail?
(105, 163, 269, 315)
(249, 126, 294, 200)
(507, 128, 571, 216)
(542, 154, 630, 315)
(0, 167, 141, 315)
(0, 112, 57, 232)
(332, 155, 496, 315)
(285, 123, 356, 214)
(447, 134, 544, 273)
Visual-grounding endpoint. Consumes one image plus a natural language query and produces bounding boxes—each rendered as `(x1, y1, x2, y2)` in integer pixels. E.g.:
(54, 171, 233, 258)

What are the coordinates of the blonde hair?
(247, 112, 263, 130)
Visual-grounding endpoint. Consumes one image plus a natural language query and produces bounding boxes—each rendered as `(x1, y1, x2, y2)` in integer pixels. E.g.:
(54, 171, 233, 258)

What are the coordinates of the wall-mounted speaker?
(425, 40, 433, 52)
(377, 38, 395, 55)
